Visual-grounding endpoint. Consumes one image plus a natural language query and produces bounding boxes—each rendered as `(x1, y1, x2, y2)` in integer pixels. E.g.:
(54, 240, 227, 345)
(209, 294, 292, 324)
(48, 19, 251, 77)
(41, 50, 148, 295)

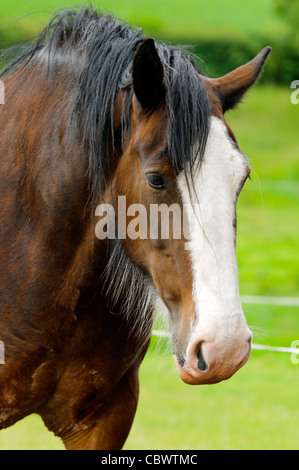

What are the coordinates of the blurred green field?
(127, 337, 299, 450)
(0, 0, 289, 41)
(0, 0, 298, 452)
(229, 86, 299, 297)
(1, 297, 298, 450)
(1, 333, 298, 450)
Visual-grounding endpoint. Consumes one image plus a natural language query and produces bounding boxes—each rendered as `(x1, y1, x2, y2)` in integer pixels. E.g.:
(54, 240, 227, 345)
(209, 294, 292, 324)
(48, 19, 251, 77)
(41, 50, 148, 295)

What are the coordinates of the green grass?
(1, 332, 298, 450)
(126, 341, 299, 450)
(0, 415, 65, 450)
(125, 300, 299, 450)
(226, 86, 299, 180)
(227, 85, 299, 297)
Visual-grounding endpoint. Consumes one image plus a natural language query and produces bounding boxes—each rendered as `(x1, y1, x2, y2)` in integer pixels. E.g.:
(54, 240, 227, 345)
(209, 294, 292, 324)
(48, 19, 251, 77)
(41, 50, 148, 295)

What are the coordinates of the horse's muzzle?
(174, 330, 252, 385)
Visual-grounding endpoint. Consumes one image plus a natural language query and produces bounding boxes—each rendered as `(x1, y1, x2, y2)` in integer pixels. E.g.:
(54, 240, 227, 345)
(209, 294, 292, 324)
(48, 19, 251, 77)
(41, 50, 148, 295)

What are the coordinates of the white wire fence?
(152, 294, 299, 357)
(240, 295, 299, 307)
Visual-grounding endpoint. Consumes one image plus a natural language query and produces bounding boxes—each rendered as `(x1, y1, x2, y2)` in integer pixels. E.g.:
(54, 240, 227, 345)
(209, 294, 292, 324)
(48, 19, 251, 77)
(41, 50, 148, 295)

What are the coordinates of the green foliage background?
(0, 0, 298, 83)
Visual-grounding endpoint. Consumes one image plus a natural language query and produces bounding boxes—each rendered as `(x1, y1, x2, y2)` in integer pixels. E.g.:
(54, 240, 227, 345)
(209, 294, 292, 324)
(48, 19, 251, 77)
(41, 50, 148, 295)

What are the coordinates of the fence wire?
(153, 295, 299, 356)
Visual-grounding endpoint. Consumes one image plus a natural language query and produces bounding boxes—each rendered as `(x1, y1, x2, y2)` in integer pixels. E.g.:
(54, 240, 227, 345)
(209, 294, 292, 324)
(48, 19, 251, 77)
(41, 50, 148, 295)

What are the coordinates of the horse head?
(113, 39, 271, 385)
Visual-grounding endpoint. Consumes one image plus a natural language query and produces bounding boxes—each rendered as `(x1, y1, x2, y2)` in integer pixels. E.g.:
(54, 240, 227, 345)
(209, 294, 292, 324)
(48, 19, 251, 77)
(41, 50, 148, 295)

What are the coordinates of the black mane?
(1, 5, 211, 199)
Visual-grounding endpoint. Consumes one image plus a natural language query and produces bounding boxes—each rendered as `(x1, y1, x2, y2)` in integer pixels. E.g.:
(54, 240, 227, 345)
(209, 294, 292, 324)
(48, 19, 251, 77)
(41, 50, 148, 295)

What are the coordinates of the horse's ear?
(132, 38, 165, 111)
(208, 47, 271, 113)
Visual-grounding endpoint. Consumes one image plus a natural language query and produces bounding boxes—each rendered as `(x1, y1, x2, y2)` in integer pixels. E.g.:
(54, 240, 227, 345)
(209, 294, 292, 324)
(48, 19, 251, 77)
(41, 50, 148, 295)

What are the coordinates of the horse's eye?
(146, 173, 167, 190)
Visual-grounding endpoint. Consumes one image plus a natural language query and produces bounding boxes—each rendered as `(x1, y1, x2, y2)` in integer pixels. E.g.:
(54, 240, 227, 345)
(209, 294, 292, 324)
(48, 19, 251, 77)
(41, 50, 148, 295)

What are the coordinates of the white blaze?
(178, 116, 251, 346)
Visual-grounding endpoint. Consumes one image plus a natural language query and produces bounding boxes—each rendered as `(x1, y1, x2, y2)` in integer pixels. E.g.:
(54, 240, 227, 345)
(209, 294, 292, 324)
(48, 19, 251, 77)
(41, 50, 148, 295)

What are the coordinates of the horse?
(0, 6, 271, 450)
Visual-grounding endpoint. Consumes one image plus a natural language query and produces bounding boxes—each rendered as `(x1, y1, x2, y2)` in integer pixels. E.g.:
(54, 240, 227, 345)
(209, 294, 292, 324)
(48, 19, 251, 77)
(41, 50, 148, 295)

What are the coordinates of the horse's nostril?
(177, 353, 185, 368)
(197, 343, 208, 371)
